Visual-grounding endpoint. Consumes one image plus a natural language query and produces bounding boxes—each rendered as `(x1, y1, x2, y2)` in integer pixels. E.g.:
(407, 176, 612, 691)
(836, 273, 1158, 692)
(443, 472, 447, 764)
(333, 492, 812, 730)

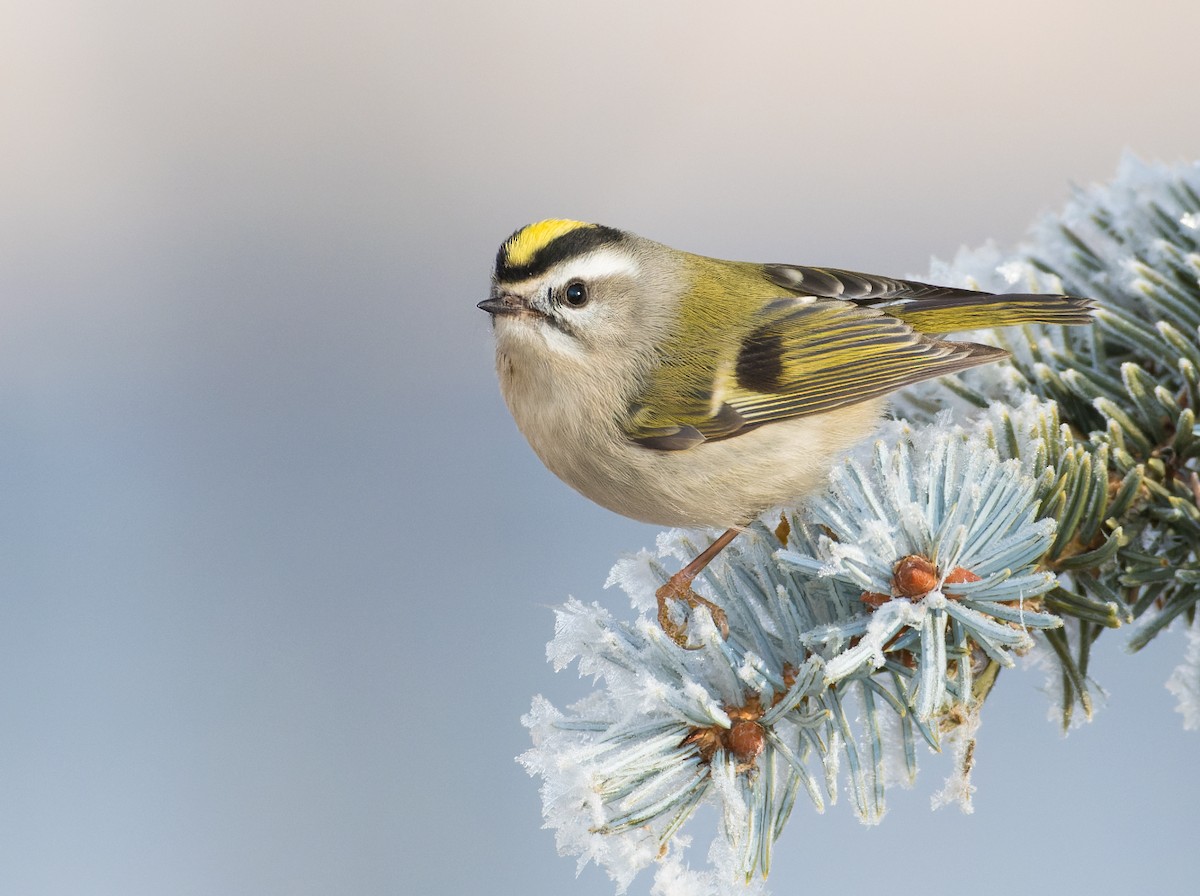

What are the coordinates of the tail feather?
(888, 293, 1094, 334)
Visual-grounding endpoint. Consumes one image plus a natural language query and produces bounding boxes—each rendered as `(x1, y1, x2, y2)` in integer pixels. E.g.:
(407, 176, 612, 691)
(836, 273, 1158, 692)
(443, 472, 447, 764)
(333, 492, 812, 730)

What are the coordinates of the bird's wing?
(625, 297, 1007, 451)
(764, 263, 1094, 330)
(762, 263, 981, 302)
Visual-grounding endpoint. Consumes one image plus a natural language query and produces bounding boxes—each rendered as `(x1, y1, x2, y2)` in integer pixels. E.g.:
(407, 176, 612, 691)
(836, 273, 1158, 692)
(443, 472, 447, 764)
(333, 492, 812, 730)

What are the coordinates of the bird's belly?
(533, 399, 887, 529)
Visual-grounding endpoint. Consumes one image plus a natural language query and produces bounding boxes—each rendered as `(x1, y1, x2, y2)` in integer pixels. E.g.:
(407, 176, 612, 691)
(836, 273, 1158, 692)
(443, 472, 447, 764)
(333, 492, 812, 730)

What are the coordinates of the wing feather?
(763, 264, 977, 302)
(764, 263, 1093, 329)
(625, 297, 1007, 450)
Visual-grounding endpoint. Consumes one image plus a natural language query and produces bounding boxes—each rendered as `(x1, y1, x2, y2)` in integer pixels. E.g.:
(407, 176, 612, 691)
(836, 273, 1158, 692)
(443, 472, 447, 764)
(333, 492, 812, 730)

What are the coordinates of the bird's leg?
(656, 527, 740, 648)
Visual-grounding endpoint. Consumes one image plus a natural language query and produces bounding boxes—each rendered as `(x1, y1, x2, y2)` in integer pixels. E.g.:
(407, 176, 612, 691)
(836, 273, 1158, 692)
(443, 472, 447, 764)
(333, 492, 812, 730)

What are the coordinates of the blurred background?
(1, 1, 1197, 894)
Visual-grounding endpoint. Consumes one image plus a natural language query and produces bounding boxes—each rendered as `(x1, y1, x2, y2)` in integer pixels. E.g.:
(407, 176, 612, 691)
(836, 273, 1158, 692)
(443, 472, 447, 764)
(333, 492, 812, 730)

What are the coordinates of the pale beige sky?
(6, 0, 1199, 282)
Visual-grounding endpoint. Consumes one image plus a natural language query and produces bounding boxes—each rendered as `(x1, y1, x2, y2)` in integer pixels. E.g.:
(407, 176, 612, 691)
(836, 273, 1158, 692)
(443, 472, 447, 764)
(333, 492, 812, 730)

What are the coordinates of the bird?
(478, 219, 1093, 646)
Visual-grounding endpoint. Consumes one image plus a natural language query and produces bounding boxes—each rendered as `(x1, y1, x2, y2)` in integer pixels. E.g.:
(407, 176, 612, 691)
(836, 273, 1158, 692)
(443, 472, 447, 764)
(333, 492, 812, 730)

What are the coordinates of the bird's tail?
(889, 293, 1094, 334)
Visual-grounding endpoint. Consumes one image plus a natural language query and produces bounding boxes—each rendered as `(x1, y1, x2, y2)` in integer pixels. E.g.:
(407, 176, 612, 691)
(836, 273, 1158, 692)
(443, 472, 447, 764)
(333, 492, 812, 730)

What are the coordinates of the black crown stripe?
(495, 224, 626, 283)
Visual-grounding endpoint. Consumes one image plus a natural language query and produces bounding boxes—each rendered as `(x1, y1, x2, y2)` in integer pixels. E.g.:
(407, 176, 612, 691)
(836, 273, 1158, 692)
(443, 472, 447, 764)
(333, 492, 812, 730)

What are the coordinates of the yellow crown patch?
(502, 219, 594, 268)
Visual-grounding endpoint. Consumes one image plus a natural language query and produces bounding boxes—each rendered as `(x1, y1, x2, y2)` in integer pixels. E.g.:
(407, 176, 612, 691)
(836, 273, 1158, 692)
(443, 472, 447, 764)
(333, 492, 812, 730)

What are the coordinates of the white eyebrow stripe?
(549, 248, 640, 286)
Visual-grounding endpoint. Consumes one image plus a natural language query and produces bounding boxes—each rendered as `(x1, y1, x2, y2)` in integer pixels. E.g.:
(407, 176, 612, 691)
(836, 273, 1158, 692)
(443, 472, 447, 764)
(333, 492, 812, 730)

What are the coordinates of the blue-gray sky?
(2, 2, 1197, 894)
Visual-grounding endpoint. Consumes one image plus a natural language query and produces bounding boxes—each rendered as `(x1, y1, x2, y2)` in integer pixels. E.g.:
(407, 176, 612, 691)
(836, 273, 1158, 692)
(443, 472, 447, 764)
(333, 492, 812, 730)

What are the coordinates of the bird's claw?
(655, 576, 730, 649)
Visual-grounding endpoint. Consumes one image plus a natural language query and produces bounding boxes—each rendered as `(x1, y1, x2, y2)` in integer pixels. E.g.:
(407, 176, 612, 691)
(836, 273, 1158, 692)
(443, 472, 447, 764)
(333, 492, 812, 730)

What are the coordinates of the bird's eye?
(563, 281, 588, 308)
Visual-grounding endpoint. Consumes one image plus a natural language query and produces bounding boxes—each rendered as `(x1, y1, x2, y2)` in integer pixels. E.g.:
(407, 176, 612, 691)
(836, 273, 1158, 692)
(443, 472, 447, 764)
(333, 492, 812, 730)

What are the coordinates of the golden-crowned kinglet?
(479, 219, 1093, 646)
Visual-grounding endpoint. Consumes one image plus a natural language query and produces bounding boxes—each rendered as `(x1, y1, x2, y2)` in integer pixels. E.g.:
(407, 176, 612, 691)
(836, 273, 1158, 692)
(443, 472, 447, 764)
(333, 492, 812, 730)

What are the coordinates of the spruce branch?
(520, 157, 1200, 893)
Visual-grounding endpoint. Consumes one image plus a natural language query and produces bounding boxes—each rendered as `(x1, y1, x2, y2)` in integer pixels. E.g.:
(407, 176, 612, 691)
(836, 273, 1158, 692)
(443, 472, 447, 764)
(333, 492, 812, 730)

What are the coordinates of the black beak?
(477, 294, 526, 316)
